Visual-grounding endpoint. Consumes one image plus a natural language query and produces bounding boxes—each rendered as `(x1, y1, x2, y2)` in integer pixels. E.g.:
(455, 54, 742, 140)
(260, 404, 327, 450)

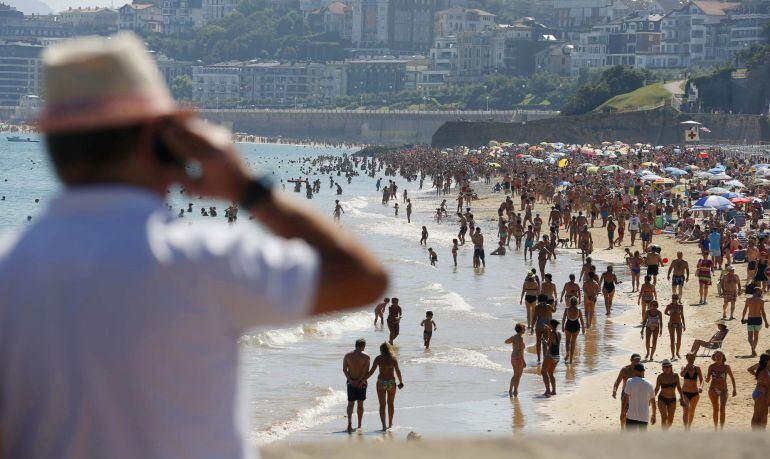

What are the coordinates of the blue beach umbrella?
(694, 195, 734, 210)
(721, 192, 744, 199)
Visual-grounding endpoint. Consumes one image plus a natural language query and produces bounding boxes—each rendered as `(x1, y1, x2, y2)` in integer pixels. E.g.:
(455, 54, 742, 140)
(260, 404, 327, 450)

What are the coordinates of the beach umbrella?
(681, 120, 703, 126)
(707, 187, 730, 194)
(641, 161, 659, 167)
(684, 165, 700, 171)
(709, 173, 732, 181)
(602, 165, 623, 171)
(641, 174, 663, 181)
(729, 197, 752, 204)
(724, 179, 745, 188)
(579, 162, 596, 168)
(586, 166, 600, 173)
(694, 195, 734, 210)
(667, 169, 689, 176)
(654, 178, 675, 184)
(699, 152, 709, 158)
(721, 191, 744, 199)
(488, 162, 502, 168)
(637, 169, 654, 176)
(708, 165, 726, 173)
(559, 181, 573, 187)
(755, 178, 770, 186)
(672, 184, 687, 193)
(694, 171, 713, 179)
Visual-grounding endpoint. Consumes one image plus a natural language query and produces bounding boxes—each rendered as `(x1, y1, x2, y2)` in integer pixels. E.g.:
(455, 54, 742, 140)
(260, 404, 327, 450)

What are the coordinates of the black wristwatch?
(239, 176, 274, 209)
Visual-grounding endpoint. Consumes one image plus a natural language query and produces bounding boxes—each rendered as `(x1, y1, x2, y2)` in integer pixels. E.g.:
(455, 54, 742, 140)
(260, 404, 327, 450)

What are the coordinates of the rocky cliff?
(431, 107, 770, 147)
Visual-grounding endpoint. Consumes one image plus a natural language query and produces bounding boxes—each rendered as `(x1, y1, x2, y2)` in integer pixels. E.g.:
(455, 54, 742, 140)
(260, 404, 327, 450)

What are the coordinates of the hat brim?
(38, 94, 196, 134)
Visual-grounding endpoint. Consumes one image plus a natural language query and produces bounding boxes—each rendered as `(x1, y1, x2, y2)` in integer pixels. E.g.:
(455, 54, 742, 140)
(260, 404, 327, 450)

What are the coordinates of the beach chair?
(702, 330, 728, 358)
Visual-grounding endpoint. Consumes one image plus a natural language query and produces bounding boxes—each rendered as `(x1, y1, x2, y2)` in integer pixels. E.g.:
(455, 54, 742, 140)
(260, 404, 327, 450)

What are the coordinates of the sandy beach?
(494, 194, 761, 431)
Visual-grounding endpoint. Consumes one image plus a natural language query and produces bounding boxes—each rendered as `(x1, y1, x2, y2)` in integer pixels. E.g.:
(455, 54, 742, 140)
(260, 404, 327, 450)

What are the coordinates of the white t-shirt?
(0, 187, 320, 459)
(628, 216, 641, 231)
(623, 376, 655, 423)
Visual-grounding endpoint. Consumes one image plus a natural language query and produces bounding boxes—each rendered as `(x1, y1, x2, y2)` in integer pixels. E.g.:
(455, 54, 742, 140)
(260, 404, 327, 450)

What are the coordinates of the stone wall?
(431, 107, 770, 147)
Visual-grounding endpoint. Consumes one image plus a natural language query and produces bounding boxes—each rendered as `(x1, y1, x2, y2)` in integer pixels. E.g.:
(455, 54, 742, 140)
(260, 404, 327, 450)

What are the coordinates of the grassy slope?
(594, 83, 672, 112)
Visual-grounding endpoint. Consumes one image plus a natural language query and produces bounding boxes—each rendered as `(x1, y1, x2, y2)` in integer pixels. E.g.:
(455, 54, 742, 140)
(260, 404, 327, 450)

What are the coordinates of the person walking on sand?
(622, 363, 657, 430)
(534, 295, 556, 362)
(627, 250, 642, 292)
(645, 248, 663, 285)
(505, 323, 527, 397)
(387, 298, 403, 345)
(750, 353, 770, 429)
(0, 34, 388, 459)
(680, 353, 703, 429)
(521, 272, 540, 333)
(721, 265, 741, 320)
(696, 253, 714, 304)
(343, 339, 371, 433)
(705, 350, 736, 430)
(642, 301, 663, 361)
(600, 265, 619, 315)
(667, 251, 689, 298)
(561, 297, 585, 365)
(365, 343, 404, 431)
(540, 320, 561, 397)
(406, 199, 412, 223)
(664, 294, 686, 360)
(654, 360, 685, 430)
(374, 298, 390, 327)
(638, 275, 657, 325)
(613, 353, 643, 428)
(741, 289, 769, 357)
(582, 272, 599, 328)
(421, 311, 437, 349)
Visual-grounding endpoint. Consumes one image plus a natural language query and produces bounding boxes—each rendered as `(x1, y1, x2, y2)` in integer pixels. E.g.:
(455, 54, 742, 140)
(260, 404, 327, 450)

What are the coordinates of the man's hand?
(162, 118, 250, 202)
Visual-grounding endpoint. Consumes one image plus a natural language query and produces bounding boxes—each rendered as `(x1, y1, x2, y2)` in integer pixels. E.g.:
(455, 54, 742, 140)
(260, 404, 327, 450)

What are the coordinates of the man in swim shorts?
(667, 251, 689, 297)
(721, 265, 741, 320)
(343, 339, 371, 432)
(741, 290, 769, 357)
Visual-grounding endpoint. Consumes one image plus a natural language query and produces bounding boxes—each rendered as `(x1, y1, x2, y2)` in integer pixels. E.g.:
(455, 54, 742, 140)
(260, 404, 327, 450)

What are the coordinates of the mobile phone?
(154, 133, 184, 168)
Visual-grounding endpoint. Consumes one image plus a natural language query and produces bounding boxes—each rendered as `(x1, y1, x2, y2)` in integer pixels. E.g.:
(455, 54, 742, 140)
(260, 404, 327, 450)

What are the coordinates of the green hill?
(595, 83, 672, 112)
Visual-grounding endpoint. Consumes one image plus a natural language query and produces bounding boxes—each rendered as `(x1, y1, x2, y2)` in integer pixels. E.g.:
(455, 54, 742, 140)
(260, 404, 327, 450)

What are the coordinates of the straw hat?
(39, 32, 192, 133)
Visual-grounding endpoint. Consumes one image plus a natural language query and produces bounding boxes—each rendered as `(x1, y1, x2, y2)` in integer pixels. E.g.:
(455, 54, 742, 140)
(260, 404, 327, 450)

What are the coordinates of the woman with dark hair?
(561, 297, 585, 365)
(505, 323, 527, 397)
(750, 353, 770, 429)
(654, 360, 684, 430)
(642, 300, 663, 361)
(705, 351, 736, 430)
(540, 319, 561, 397)
(680, 353, 703, 429)
(366, 343, 404, 431)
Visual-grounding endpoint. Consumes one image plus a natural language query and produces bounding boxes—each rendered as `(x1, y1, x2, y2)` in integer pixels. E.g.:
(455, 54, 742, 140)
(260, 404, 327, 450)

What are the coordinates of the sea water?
(0, 136, 631, 444)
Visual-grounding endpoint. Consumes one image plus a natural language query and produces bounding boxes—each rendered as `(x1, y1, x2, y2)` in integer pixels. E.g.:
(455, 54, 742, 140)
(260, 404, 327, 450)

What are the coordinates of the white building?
(435, 7, 495, 38)
(57, 7, 118, 32)
(118, 3, 162, 34)
(161, 0, 204, 35)
(192, 63, 242, 106)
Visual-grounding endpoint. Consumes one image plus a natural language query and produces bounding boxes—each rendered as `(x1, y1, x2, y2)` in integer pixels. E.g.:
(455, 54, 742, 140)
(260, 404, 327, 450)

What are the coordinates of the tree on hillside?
(171, 75, 193, 101)
(561, 65, 653, 115)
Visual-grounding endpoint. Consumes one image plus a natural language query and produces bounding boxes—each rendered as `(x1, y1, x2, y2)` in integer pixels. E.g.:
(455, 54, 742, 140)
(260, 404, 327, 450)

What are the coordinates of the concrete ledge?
(262, 432, 770, 459)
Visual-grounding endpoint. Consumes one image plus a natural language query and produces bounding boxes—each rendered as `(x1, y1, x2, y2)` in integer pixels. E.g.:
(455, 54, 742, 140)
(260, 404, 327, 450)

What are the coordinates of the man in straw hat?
(0, 33, 387, 458)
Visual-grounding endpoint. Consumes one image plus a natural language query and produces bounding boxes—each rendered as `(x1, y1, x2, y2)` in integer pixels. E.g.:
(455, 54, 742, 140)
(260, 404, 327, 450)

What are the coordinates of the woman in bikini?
(582, 272, 600, 328)
(561, 297, 585, 365)
(540, 319, 561, 397)
(600, 265, 619, 316)
(680, 353, 703, 429)
(366, 342, 404, 431)
(696, 253, 714, 304)
(520, 273, 540, 334)
(627, 250, 642, 292)
(533, 295, 556, 362)
(664, 294, 686, 360)
(642, 300, 663, 361)
(705, 350, 736, 430)
(750, 353, 770, 429)
(654, 360, 684, 430)
(637, 275, 657, 325)
(505, 323, 527, 397)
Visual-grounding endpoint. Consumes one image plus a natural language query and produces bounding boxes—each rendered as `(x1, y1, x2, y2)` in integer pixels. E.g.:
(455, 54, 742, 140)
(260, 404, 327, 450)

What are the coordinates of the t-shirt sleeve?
(178, 224, 320, 332)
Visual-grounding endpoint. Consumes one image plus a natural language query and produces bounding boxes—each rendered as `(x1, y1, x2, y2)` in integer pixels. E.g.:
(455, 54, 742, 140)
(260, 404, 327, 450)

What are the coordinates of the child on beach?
(428, 248, 438, 266)
(394, 203, 399, 216)
(421, 311, 437, 349)
(420, 226, 428, 245)
(452, 239, 459, 267)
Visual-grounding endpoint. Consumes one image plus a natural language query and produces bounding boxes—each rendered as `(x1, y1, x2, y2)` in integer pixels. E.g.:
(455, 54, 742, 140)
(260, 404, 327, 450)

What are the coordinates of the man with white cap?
(0, 33, 387, 458)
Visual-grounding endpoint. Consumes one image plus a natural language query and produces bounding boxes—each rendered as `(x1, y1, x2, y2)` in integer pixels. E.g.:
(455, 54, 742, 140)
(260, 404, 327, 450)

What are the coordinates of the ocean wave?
(417, 283, 495, 319)
(409, 347, 508, 372)
(252, 387, 346, 444)
(241, 311, 373, 348)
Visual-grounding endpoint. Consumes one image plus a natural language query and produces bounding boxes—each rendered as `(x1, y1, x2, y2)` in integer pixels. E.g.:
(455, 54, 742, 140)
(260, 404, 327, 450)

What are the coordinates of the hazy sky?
(46, 0, 122, 12)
